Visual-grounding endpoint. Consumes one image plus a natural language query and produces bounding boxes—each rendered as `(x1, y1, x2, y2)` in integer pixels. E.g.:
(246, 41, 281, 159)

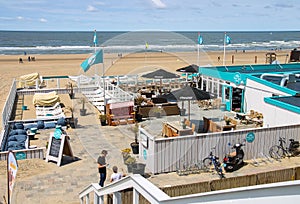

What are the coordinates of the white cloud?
(17, 16, 24, 20)
(39, 18, 47, 23)
(151, 0, 166, 9)
(87, 5, 98, 12)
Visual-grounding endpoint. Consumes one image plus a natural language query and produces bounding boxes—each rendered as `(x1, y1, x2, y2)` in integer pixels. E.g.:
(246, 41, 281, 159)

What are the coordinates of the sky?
(0, 0, 299, 31)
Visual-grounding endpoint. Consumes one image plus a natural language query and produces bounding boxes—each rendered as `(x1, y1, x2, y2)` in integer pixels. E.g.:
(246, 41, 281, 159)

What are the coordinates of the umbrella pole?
(188, 100, 191, 121)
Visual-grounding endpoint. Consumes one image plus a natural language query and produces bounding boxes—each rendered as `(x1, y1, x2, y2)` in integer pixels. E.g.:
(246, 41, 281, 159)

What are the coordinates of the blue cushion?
(9, 130, 18, 136)
(7, 141, 19, 147)
(15, 134, 27, 142)
(8, 135, 17, 142)
(44, 122, 56, 129)
(14, 123, 24, 129)
(23, 123, 38, 130)
(57, 117, 66, 126)
(7, 142, 25, 151)
(16, 129, 27, 135)
(37, 120, 45, 129)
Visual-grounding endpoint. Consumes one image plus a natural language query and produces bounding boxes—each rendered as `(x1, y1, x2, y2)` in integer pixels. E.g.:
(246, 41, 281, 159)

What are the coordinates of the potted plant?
(65, 106, 76, 128)
(121, 148, 131, 162)
(129, 122, 145, 154)
(134, 95, 146, 106)
(79, 97, 87, 116)
(130, 122, 140, 154)
(66, 82, 75, 99)
(124, 155, 136, 173)
(99, 113, 107, 126)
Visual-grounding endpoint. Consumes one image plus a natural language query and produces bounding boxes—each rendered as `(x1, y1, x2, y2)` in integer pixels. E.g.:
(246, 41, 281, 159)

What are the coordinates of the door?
(222, 84, 232, 111)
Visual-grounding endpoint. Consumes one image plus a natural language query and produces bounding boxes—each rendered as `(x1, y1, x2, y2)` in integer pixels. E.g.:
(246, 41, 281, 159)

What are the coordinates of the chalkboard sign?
(46, 133, 74, 166)
(49, 138, 61, 157)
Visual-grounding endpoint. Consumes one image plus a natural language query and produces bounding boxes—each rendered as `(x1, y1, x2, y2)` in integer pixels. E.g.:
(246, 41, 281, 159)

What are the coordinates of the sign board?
(246, 132, 255, 143)
(16, 152, 26, 160)
(45, 133, 74, 166)
(233, 72, 242, 86)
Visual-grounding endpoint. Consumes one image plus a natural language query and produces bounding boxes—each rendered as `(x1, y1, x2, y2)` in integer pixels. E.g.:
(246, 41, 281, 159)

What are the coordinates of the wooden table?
(214, 120, 236, 132)
(163, 121, 193, 137)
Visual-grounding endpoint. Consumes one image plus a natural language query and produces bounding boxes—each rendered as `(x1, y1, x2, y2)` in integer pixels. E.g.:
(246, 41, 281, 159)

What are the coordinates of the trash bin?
(132, 163, 146, 175)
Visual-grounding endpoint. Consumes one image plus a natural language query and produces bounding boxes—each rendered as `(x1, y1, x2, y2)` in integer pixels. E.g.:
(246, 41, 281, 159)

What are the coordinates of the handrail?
(79, 175, 170, 203)
(79, 175, 300, 204)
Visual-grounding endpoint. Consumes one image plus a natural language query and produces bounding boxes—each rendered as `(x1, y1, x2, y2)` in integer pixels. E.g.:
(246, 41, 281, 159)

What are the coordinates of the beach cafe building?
(199, 63, 300, 127)
(137, 63, 300, 175)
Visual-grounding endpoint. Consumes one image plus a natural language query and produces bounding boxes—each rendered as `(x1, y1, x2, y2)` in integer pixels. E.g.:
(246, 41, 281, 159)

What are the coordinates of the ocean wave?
(0, 41, 300, 55)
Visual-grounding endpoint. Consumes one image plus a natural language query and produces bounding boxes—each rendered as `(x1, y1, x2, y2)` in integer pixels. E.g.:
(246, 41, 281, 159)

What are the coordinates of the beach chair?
(35, 102, 65, 120)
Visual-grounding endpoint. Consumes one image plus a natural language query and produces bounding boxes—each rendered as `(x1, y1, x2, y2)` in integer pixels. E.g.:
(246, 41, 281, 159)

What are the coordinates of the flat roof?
(273, 96, 300, 107)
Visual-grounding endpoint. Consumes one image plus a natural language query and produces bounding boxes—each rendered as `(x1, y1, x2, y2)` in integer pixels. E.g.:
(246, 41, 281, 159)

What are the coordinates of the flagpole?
(102, 48, 106, 114)
(197, 33, 202, 88)
(197, 44, 200, 67)
(197, 33, 200, 66)
(94, 30, 98, 76)
(223, 32, 226, 66)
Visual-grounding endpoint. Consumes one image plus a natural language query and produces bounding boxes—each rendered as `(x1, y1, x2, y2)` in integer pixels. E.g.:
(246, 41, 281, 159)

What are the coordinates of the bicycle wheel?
(202, 158, 212, 171)
(269, 145, 284, 159)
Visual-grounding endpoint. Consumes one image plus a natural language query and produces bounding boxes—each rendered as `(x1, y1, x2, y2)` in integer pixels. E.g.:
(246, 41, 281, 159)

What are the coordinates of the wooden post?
(231, 55, 234, 64)
(255, 56, 257, 64)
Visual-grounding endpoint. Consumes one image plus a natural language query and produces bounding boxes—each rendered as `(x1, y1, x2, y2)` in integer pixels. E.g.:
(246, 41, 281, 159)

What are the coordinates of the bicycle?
(176, 161, 204, 176)
(269, 137, 300, 159)
(203, 147, 225, 178)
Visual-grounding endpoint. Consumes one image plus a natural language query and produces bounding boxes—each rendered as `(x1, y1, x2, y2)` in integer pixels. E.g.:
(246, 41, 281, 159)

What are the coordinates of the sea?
(0, 30, 300, 55)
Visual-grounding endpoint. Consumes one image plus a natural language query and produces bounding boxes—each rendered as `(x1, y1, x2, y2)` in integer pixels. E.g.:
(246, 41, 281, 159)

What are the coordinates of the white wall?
(244, 79, 299, 127)
(263, 102, 300, 127)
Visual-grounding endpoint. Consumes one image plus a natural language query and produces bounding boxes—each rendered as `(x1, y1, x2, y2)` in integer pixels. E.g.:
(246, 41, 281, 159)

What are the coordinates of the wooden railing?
(0, 147, 45, 160)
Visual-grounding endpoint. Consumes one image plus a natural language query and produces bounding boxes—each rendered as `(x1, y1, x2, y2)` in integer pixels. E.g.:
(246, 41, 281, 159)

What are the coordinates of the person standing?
(97, 150, 108, 187)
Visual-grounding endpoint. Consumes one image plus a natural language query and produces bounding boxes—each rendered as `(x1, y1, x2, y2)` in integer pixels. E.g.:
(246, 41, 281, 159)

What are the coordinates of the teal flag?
(198, 33, 203, 45)
(93, 31, 98, 46)
(81, 49, 103, 72)
(225, 35, 231, 44)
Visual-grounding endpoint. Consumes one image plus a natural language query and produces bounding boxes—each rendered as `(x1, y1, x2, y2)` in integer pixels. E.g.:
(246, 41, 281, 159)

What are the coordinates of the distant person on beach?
(28, 56, 31, 62)
(19, 58, 23, 63)
(218, 56, 220, 62)
(110, 166, 125, 183)
(97, 150, 108, 187)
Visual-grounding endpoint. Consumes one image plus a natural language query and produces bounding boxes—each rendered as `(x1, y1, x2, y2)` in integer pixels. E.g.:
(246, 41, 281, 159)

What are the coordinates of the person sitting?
(19, 58, 23, 63)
